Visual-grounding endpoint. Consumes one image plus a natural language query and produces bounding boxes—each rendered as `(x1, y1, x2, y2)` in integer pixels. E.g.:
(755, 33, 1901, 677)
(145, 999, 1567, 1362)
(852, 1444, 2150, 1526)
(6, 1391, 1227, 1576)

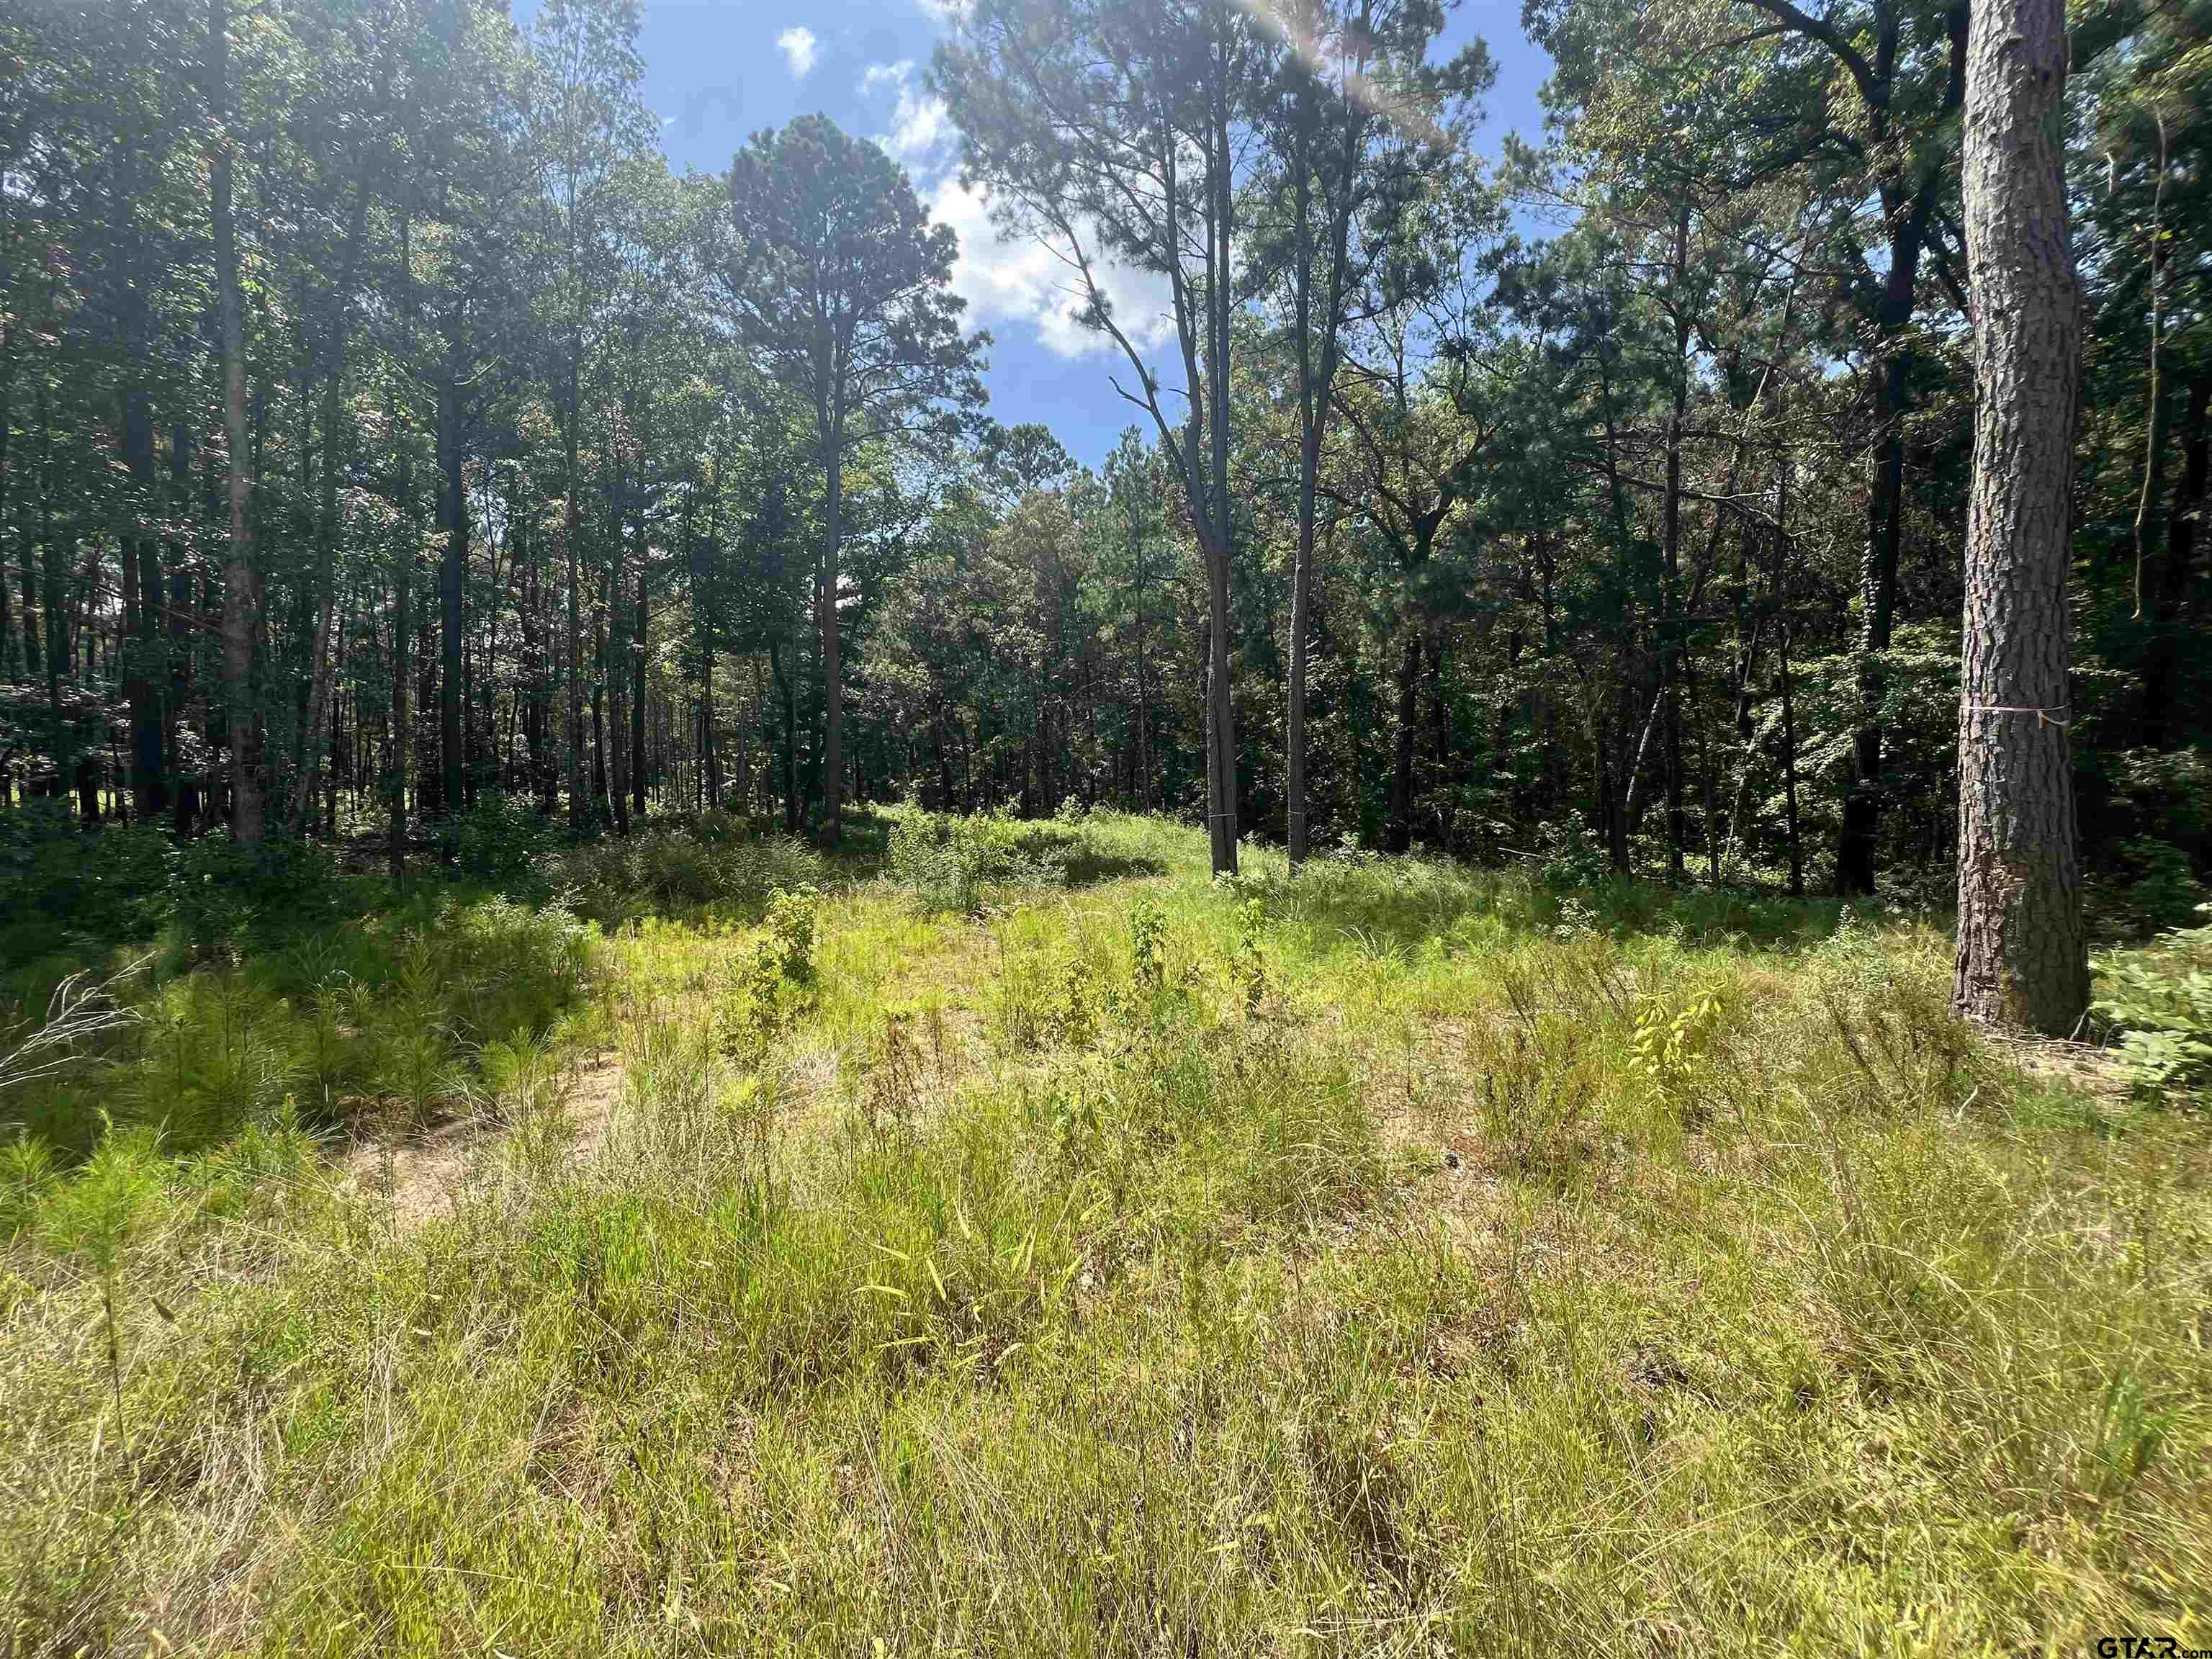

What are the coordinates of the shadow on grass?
(1246, 862, 1856, 958)
(1058, 848, 1170, 887)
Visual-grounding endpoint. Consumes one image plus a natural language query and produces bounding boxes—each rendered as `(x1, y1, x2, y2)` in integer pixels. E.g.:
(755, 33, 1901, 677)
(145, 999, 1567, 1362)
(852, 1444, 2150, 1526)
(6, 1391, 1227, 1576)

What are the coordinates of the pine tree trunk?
(168, 422, 197, 836)
(1954, 0, 2088, 1034)
(818, 431, 845, 848)
(1389, 630, 1419, 855)
(631, 559, 647, 822)
(122, 385, 166, 820)
(2141, 375, 2208, 747)
(209, 0, 261, 846)
(390, 459, 412, 881)
(439, 368, 467, 824)
(565, 360, 585, 835)
(1834, 203, 1933, 897)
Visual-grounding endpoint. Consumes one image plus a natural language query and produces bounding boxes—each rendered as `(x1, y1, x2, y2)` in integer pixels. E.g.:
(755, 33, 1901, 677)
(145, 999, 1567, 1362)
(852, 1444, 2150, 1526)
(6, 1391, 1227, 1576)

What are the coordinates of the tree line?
(0, 0, 2203, 1022)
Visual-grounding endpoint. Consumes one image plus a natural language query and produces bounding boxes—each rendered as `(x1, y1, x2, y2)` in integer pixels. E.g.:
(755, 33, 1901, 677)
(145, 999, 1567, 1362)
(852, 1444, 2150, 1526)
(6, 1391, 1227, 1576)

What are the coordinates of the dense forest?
(3, 0, 2201, 922)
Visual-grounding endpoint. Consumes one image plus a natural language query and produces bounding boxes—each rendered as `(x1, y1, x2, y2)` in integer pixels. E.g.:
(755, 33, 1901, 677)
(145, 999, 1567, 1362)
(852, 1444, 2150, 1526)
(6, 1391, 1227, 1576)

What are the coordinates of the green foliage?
(171, 832, 346, 956)
(36, 1123, 163, 1273)
(2, 891, 596, 1161)
(0, 804, 176, 968)
(2095, 837, 2210, 936)
(552, 826, 823, 923)
(0, 1133, 58, 1244)
(2, 814, 2207, 1657)
(1127, 894, 1166, 1005)
(886, 806, 1085, 915)
(1629, 989, 1724, 1104)
(1535, 817, 1611, 889)
(436, 791, 562, 889)
(2095, 910, 2212, 1097)
(1228, 894, 1269, 1016)
(714, 882, 823, 1069)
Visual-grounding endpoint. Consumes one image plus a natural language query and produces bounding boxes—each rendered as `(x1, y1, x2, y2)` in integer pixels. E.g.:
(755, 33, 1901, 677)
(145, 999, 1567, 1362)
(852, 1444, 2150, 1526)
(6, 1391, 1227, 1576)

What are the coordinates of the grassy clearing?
(3, 810, 2208, 1655)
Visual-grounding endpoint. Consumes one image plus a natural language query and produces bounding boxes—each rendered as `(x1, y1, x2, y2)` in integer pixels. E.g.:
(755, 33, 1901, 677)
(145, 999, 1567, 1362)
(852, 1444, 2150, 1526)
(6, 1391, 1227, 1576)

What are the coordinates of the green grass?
(3, 810, 2208, 1655)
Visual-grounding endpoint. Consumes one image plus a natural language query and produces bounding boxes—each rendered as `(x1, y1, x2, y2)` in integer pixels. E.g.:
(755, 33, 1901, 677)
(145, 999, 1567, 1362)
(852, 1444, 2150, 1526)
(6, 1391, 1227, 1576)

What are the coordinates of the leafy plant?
(0, 804, 176, 966)
(886, 807, 1083, 915)
(729, 884, 820, 1058)
(1229, 896, 1268, 1017)
(171, 832, 345, 956)
(2094, 909, 2212, 1098)
(39, 1125, 164, 1457)
(1128, 895, 1166, 1005)
(1629, 990, 1723, 1110)
(437, 791, 562, 889)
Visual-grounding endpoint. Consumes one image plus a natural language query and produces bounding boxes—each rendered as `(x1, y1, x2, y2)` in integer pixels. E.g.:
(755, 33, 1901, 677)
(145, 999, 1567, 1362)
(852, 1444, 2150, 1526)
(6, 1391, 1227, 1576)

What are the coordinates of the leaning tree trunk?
(1953, 0, 2088, 1034)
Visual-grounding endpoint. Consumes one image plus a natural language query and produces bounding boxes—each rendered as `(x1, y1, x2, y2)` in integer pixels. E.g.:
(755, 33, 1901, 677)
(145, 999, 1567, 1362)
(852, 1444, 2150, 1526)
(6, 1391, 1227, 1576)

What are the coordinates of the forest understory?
(4, 809, 2208, 1656)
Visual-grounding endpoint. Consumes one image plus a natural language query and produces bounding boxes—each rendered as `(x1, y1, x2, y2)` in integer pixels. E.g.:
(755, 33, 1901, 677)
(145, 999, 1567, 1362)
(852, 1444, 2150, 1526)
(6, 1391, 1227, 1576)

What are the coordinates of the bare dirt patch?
(338, 1050, 625, 1229)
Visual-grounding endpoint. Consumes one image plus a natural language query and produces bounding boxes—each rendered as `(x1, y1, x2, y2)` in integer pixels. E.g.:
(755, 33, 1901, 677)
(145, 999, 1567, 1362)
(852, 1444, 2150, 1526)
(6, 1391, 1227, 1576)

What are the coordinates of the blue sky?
(624, 0, 1556, 468)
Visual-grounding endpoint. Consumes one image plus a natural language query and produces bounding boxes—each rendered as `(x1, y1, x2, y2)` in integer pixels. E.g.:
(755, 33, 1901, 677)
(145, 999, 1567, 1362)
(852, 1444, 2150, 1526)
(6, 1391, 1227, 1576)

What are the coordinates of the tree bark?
(1831, 3, 1967, 896)
(389, 457, 412, 881)
(2141, 375, 2208, 747)
(817, 433, 845, 847)
(209, 0, 261, 845)
(631, 552, 647, 823)
(121, 384, 166, 819)
(1388, 629, 1420, 854)
(770, 632, 798, 835)
(1954, 0, 2087, 1034)
(169, 422, 198, 836)
(439, 366, 468, 825)
(565, 359, 585, 834)
(1662, 204, 1691, 882)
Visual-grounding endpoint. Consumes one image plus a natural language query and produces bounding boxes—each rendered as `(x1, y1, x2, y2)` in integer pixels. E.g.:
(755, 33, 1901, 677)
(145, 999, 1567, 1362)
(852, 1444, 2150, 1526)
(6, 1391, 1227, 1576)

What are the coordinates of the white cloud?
(887, 94, 951, 162)
(860, 60, 1177, 364)
(862, 60, 953, 168)
(776, 26, 817, 79)
(925, 174, 1177, 361)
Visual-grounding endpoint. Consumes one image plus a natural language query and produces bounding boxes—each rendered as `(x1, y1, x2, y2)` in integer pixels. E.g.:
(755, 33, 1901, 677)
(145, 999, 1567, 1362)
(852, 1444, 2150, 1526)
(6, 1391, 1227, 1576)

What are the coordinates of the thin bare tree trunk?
(209, 0, 261, 845)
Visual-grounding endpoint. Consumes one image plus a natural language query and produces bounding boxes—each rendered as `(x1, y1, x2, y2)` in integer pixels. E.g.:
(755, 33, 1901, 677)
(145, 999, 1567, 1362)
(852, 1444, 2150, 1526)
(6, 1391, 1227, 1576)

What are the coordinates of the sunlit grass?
(2, 810, 2207, 1655)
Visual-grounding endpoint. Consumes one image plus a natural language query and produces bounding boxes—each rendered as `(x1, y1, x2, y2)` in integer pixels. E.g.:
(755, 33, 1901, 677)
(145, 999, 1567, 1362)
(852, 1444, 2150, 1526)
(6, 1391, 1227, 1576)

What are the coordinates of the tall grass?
(1, 811, 2206, 1655)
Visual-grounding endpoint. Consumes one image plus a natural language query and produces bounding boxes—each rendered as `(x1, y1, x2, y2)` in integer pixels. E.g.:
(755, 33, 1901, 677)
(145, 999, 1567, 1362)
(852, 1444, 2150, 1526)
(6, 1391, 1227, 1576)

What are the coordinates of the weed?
(1, 811, 2206, 1658)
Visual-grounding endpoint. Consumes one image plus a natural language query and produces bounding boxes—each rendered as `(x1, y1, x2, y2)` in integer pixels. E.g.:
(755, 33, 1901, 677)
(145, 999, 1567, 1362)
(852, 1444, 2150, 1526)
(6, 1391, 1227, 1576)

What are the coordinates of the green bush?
(436, 791, 560, 889)
(171, 832, 345, 956)
(549, 826, 822, 922)
(886, 807, 1084, 915)
(0, 803, 175, 965)
(2094, 908, 2212, 1099)
(2092, 836, 2208, 936)
(2087, 747, 2212, 862)
(1534, 818, 1610, 889)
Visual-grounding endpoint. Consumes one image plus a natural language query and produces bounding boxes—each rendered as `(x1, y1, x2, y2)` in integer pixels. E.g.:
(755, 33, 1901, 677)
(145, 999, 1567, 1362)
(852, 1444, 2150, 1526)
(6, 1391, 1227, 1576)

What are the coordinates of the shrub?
(1534, 818, 1609, 890)
(886, 807, 1084, 915)
(171, 832, 344, 956)
(0, 803, 175, 965)
(2094, 837, 2208, 936)
(2094, 909, 2212, 1099)
(2085, 747, 2212, 863)
(437, 791, 561, 889)
(550, 826, 822, 922)
(726, 884, 820, 1059)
